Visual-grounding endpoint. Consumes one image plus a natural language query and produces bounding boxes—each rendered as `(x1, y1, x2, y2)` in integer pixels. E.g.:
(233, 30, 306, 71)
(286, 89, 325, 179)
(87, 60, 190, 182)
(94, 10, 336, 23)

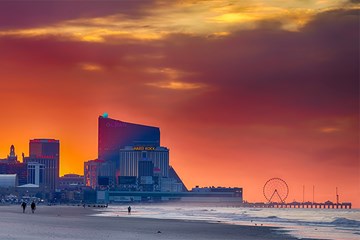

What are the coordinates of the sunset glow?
(0, 0, 358, 207)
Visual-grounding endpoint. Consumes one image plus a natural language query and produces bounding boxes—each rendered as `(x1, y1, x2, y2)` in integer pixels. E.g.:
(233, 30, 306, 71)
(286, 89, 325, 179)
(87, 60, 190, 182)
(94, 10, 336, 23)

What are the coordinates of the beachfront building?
(84, 159, 115, 189)
(0, 145, 27, 185)
(160, 177, 183, 192)
(0, 174, 18, 188)
(119, 146, 169, 178)
(98, 114, 160, 168)
(27, 162, 45, 186)
(98, 114, 162, 188)
(58, 174, 85, 190)
(88, 114, 187, 192)
(119, 146, 170, 192)
(95, 187, 243, 203)
(23, 139, 60, 190)
(0, 162, 27, 186)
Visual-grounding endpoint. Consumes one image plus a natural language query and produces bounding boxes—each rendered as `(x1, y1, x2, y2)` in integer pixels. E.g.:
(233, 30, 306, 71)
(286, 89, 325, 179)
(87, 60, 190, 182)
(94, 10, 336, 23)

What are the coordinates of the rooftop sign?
(133, 146, 156, 151)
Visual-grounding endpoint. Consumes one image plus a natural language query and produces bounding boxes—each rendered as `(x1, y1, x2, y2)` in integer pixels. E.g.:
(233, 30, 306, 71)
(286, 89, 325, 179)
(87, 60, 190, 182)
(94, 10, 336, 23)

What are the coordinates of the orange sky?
(0, 0, 359, 207)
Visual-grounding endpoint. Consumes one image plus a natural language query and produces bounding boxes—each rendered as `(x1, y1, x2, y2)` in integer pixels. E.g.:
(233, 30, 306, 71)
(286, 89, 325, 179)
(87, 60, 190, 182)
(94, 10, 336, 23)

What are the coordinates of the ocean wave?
(331, 218, 360, 227)
(98, 206, 360, 240)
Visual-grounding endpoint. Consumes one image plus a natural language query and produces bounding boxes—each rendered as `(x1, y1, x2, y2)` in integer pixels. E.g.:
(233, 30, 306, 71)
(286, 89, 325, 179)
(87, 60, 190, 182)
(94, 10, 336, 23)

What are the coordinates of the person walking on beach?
(128, 206, 131, 214)
(21, 201, 27, 213)
(31, 201, 36, 214)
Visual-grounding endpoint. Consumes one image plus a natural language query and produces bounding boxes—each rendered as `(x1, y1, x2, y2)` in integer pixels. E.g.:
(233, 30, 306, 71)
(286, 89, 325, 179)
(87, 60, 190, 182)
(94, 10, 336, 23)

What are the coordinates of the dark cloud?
(0, 35, 161, 71)
(0, 0, 156, 30)
(156, 9, 359, 126)
(0, 9, 358, 129)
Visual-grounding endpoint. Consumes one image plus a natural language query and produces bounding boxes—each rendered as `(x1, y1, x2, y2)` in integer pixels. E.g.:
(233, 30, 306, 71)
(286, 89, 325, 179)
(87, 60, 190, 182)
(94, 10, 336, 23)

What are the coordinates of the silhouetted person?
(31, 201, 36, 213)
(21, 202, 27, 213)
(128, 206, 131, 214)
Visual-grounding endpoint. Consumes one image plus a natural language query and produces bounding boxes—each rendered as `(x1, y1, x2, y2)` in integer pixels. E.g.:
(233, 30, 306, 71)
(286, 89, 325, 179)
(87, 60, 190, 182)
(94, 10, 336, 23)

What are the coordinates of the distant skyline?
(0, 1, 358, 206)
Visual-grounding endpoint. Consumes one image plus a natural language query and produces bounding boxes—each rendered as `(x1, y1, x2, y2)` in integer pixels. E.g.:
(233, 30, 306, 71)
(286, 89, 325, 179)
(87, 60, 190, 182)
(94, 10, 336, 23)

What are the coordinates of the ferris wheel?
(263, 178, 289, 203)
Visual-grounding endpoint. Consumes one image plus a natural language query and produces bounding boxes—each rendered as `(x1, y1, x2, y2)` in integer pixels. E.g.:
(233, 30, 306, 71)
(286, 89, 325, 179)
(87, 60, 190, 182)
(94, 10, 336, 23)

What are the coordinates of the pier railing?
(241, 202, 352, 209)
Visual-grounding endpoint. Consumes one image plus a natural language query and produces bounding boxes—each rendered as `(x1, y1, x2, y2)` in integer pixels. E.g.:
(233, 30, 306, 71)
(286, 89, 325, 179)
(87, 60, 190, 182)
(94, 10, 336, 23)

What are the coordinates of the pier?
(242, 201, 352, 209)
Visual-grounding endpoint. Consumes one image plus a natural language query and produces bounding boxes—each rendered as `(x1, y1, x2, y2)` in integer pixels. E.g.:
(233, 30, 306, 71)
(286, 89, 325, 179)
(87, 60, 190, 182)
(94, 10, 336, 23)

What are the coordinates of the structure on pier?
(242, 201, 352, 209)
(263, 178, 289, 203)
(258, 178, 352, 209)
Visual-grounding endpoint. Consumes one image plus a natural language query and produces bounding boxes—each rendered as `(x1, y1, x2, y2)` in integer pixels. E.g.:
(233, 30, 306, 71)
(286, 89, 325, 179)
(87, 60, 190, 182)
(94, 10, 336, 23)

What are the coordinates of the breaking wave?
(331, 218, 360, 228)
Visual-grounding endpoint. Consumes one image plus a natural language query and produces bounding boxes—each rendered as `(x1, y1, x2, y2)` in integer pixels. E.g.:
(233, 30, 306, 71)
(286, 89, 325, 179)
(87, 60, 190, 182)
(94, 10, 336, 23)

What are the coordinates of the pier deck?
(242, 202, 351, 209)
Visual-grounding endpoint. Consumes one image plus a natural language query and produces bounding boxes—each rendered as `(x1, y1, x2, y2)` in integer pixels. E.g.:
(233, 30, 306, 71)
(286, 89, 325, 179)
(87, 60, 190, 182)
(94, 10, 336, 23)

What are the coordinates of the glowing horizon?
(0, 0, 358, 207)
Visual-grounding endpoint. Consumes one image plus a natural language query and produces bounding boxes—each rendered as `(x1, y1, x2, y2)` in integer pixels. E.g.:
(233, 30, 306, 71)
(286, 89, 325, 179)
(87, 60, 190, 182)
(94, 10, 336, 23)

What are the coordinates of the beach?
(0, 205, 308, 240)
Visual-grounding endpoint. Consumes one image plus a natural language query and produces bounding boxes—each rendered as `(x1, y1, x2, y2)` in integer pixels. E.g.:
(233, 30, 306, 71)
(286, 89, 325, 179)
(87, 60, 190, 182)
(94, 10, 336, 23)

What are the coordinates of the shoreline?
(0, 205, 319, 240)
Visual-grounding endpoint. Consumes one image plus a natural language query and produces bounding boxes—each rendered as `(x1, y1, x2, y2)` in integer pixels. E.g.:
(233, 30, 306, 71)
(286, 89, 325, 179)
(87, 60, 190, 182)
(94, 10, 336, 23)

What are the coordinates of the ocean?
(93, 203, 360, 240)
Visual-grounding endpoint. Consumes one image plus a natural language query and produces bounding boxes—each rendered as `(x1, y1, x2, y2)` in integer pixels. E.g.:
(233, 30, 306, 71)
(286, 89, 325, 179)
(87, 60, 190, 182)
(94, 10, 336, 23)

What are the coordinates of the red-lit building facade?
(84, 159, 116, 189)
(98, 115, 160, 166)
(23, 139, 60, 190)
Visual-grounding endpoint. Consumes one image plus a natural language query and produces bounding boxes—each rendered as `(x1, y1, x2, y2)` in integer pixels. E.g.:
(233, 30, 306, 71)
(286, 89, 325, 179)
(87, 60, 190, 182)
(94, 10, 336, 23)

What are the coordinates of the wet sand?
(0, 205, 312, 240)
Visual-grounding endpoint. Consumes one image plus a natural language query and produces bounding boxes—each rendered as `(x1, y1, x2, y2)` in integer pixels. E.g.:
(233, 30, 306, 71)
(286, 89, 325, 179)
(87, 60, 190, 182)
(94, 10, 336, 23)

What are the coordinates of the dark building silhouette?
(87, 114, 187, 192)
(23, 139, 59, 190)
(0, 145, 18, 164)
(0, 145, 27, 185)
(98, 115, 160, 166)
(58, 174, 84, 190)
(7, 145, 18, 163)
(0, 163, 27, 186)
(169, 166, 188, 192)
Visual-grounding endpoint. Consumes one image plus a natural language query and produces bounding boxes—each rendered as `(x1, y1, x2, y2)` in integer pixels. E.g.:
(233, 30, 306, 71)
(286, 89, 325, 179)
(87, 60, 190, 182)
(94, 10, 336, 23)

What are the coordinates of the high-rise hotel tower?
(98, 115, 160, 167)
(85, 114, 186, 191)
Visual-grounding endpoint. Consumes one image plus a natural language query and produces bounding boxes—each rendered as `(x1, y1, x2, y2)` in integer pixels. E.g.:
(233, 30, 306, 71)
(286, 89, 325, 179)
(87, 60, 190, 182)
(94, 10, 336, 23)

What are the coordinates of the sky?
(0, 0, 358, 206)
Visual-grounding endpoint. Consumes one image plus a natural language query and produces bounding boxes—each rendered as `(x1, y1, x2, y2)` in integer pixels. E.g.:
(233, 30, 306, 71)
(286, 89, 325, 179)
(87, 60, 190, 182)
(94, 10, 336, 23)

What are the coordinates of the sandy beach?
(0, 205, 314, 240)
